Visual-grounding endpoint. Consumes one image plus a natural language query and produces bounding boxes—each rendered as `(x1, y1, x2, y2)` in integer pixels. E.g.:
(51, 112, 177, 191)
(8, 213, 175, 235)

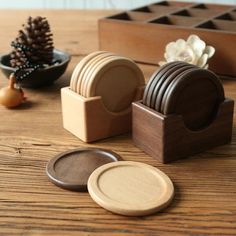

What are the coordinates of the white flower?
(159, 35, 215, 69)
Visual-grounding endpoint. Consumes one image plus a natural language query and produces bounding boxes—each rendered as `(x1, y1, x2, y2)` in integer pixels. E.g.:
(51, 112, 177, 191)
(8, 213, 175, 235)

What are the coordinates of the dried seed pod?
(10, 16, 54, 68)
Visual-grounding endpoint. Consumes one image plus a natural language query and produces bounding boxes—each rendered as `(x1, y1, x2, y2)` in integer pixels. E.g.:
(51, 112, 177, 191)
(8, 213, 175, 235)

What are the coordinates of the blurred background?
(0, 0, 235, 9)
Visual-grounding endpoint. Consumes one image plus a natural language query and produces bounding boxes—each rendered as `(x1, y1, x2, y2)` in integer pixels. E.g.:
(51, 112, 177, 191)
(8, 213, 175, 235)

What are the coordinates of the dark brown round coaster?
(159, 65, 195, 113)
(151, 62, 193, 111)
(142, 61, 181, 107)
(46, 148, 121, 191)
(162, 68, 225, 130)
(149, 61, 188, 109)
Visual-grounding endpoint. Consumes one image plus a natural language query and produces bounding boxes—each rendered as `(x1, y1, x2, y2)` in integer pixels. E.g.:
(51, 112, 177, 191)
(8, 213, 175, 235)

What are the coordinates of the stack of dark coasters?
(142, 61, 225, 130)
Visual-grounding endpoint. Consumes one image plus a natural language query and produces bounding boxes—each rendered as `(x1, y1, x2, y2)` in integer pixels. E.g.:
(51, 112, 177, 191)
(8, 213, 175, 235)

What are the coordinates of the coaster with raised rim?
(88, 161, 174, 216)
(142, 61, 181, 107)
(162, 68, 225, 130)
(158, 63, 194, 113)
(150, 62, 192, 110)
(82, 55, 125, 98)
(86, 57, 145, 112)
(46, 148, 121, 191)
(159, 64, 196, 113)
(79, 52, 115, 96)
(76, 51, 114, 95)
(70, 51, 108, 92)
(161, 67, 196, 114)
(146, 61, 185, 109)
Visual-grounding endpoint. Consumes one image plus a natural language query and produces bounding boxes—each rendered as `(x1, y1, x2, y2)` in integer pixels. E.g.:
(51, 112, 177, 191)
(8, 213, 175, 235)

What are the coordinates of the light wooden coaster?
(88, 161, 174, 216)
(70, 51, 109, 92)
(79, 52, 115, 96)
(81, 54, 119, 97)
(86, 58, 145, 112)
(76, 51, 113, 95)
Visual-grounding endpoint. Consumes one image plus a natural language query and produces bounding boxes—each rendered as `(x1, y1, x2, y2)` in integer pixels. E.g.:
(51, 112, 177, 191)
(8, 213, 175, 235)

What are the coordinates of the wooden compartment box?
(61, 86, 144, 143)
(99, 1, 236, 76)
(132, 99, 234, 163)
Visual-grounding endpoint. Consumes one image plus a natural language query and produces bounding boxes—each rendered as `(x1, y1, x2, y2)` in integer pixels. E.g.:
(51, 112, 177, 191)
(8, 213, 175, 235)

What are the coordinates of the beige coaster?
(86, 58, 145, 112)
(83, 55, 126, 98)
(80, 53, 115, 97)
(70, 51, 109, 92)
(77, 51, 113, 95)
(88, 161, 174, 216)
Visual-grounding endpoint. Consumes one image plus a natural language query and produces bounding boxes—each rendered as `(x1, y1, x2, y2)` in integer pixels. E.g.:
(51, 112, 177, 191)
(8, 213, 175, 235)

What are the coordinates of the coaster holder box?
(99, 1, 236, 76)
(61, 87, 144, 143)
(132, 99, 234, 163)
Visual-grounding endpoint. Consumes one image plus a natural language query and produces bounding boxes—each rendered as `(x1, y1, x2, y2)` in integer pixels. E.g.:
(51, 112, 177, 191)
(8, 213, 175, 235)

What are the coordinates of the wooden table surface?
(0, 10, 236, 236)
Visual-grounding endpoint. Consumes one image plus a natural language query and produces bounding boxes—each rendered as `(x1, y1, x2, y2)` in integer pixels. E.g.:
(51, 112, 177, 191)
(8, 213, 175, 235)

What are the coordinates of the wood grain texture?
(99, 2, 236, 76)
(46, 148, 121, 191)
(132, 99, 234, 163)
(61, 87, 143, 143)
(0, 9, 236, 236)
(87, 161, 174, 216)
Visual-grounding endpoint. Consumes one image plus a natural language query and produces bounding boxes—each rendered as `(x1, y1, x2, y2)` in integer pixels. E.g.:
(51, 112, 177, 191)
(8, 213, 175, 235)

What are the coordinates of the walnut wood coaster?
(46, 148, 121, 191)
(1, 9, 236, 236)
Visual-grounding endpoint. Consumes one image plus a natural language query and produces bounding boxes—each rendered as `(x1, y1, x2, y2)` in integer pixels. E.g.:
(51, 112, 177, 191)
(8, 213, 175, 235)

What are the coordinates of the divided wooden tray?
(99, 1, 236, 76)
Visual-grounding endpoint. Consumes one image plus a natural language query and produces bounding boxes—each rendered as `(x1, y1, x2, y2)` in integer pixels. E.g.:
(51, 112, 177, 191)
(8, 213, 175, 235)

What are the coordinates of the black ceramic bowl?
(0, 49, 71, 88)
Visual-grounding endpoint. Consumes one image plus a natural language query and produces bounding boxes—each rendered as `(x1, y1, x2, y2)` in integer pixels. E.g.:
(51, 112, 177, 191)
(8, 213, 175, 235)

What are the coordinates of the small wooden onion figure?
(0, 74, 25, 108)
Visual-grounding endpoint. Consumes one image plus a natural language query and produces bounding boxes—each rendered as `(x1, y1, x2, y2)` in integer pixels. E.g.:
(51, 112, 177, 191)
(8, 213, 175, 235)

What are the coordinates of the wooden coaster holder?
(132, 99, 234, 163)
(61, 87, 144, 142)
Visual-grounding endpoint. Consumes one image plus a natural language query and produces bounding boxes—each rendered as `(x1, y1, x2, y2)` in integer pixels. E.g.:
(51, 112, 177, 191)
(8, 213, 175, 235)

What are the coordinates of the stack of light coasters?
(133, 61, 234, 163)
(61, 51, 145, 142)
(46, 149, 174, 216)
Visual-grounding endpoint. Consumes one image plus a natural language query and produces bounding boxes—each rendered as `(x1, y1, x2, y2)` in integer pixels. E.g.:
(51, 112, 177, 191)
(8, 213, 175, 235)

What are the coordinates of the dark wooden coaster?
(143, 61, 180, 107)
(46, 148, 121, 191)
(151, 62, 192, 111)
(146, 61, 184, 108)
(159, 65, 195, 113)
(162, 68, 225, 130)
(149, 62, 188, 109)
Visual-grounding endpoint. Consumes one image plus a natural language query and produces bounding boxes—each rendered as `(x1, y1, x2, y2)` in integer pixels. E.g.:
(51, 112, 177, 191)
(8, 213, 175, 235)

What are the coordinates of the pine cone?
(10, 16, 54, 68)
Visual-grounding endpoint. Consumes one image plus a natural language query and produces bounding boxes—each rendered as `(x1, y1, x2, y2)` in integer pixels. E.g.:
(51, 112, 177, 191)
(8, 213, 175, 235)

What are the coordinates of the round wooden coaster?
(88, 161, 174, 216)
(146, 62, 186, 109)
(143, 61, 181, 107)
(70, 51, 108, 92)
(162, 68, 225, 130)
(82, 55, 124, 98)
(159, 65, 195, 114)
(79, 52, 115, 96)
(87, 58, 145, 112)
(46, 148, 121, 191)
(150, 62, 190, 110)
